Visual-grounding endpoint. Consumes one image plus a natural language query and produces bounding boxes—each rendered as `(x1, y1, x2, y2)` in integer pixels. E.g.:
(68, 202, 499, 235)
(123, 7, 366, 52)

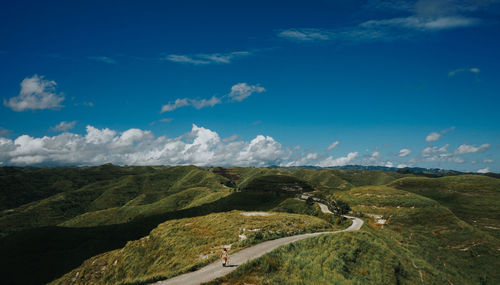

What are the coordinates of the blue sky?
(0, 0, 499, 172)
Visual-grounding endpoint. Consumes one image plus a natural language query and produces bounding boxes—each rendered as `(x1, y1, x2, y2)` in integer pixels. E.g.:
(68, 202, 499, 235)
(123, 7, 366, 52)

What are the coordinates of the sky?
(0, 0, 499, 172)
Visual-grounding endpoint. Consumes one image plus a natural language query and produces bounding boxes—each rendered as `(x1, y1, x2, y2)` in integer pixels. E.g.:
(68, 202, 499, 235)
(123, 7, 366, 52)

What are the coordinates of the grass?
(0, 191, 298, 285)
(0, 164, 156, 211)
(211, 184, 500, 284)
(389, 175, 500, 238)
(0, 165, 229, 235)
(60, 187, 232, 227)
(1, 166, 498, 285)
(208, 230, 444, 285)
(50, 211, 337, 285)
(239, 174, 313, 193)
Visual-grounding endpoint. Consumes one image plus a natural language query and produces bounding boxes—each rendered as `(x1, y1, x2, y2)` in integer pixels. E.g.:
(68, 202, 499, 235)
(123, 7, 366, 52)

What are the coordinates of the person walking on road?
(221, 248, 229, 267)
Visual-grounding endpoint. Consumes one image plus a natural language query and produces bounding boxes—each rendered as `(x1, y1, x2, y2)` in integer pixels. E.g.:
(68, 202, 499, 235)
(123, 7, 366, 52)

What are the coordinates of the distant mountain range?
(269, 164, 498, 177)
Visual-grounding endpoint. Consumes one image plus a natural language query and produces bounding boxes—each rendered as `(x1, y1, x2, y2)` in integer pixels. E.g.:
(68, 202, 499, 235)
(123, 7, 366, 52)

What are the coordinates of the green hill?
(0, 165, 498, 285)
(215, 184, 499, 284)
(389, 175, 500, 238)
(51, 211, 337, 285)
(0, 165, 229, 235)
(0, 164, 156, 211)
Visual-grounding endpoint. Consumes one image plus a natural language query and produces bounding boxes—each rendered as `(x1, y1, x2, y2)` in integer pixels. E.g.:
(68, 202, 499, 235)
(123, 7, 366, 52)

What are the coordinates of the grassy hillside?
(0, 164, 156, 211)
(240, 174, 313, 193)
(0, 165, 229, 235)
(0, 190, 307, 284)
(60, 187, 232, 227)
(1, 166, 497, 285)
(51, 211, 337, 285)
(215, 185, 499, 284)
(209, 230, 445, 285)
(291, 168, 410, 192)
(389, 175, 500, 238)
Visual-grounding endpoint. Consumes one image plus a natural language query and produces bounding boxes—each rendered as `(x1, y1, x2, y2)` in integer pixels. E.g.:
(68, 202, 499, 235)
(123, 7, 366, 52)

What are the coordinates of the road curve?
(153, 204, 363, 285)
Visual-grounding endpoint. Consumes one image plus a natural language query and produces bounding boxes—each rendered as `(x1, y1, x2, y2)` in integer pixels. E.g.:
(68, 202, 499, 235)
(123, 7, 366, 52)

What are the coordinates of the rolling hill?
(0, 165, 498, 284)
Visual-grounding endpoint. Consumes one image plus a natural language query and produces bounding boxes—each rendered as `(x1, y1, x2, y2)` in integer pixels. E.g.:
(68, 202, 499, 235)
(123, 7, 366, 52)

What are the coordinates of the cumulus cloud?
(163, 51, 251, 65)
(4, 75, 65, 111)
(370, 151, 380, 160)
(448, 67, 480, 76)
(483, 159, 494, 163)
(455, 143, 490, 154)
(425, 126, 455, 142)
(398, 148, 412, 157)
(228, 83, 265, 102)
(0, 125, 366, 167)
(326, 141, 340, 151)
(161, 83, 263, 112)
(87, 56, 117, 64)
(425, 132, 441, 142)
(317, 152, 359, 167)
(51, 121, 77, 132)
(477, 167, 490, 173)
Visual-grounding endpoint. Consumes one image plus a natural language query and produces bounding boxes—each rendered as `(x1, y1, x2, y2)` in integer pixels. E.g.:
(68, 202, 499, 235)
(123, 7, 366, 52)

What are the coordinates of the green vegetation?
(218, 184, 499, 284)
(240, 174, 313, 193)
(208, 230, 444, 285)
(389, 175, 500, 237)
(0, 164, 156, 211)
(51, 211, 336, 285)
(0, 165, 498, 285)
(0, 165, 229, 235)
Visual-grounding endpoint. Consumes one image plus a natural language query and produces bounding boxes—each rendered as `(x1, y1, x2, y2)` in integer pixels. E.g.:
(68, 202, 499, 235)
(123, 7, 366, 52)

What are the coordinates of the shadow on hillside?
(0, 191, 289, 285)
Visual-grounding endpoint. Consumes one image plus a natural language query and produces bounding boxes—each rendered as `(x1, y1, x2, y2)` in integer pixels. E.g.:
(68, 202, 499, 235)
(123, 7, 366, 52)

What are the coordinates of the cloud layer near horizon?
(0, 124, 358, 167)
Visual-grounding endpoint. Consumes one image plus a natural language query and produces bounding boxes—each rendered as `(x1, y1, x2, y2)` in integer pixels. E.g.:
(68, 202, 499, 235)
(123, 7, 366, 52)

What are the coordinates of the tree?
(332, 199, 351, 216)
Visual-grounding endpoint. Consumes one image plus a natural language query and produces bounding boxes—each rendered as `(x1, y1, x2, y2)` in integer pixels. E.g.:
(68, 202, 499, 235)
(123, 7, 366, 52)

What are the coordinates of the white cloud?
(425, 127, 455, 142)
(326, 141, 340, 151)
(370, 151, 380, 160)
(161, 98, 190, 112)
(477, 167, 490, 173)
(161, 96, 221, 112)
(425, 132, 441, 142)
(455, 143, 490, 154)
(222, 134, 239, 143)
(163, 51, 251, 65)
(0, 125, 365, 167)
(317, 152, 359, 167)
(228, 83, 265, 102)
(385, 161, 394, 167)
(164, 55, 209, 65)
(51, 121, 77, 132)
(398, 148, 412, 157)
(280, 0, 492, 44)
(449, 67, 480, 76)
(483, 159, 494, 163)
(150, 118, 173, 126)
(87, 56, 117, 64)
(4, 75, 64, 111)
(277, 28, 331, 41)
(161, 83, 264, 112)
(397, 164, 408, 168)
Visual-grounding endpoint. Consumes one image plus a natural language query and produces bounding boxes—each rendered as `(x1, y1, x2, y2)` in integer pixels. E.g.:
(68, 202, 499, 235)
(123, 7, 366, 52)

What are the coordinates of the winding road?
(153, 202, 363, 285)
